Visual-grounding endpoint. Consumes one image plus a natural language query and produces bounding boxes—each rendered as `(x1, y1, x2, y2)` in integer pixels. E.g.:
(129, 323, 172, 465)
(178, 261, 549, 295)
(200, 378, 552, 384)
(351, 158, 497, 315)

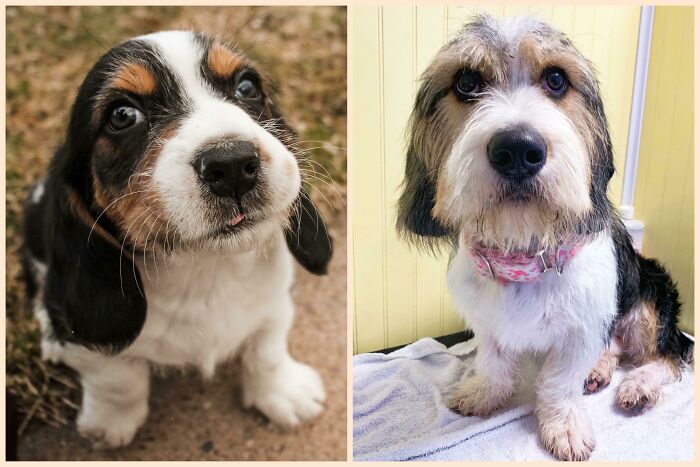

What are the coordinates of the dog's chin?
(211, 212, 259, 239)
(498, 178, 540, 203)
(165, 204, 286, 253)
(460, 189, 570, 252)
(502, 192, 534, 205)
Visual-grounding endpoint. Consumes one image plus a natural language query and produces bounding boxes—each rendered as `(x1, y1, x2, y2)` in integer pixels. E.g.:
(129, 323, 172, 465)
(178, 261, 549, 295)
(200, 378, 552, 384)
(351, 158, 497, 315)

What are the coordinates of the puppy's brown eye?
(107, 105, 144, 133)
(543, 68, 568, 96)
(454, 70, 483, 101)
(235, 78, 260, 100)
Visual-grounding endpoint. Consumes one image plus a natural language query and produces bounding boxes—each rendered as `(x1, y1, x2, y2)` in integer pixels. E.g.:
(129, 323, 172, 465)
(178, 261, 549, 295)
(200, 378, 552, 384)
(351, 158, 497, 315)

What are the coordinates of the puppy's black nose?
(487, 126, 547, 179)
(195, 141, 260, 198)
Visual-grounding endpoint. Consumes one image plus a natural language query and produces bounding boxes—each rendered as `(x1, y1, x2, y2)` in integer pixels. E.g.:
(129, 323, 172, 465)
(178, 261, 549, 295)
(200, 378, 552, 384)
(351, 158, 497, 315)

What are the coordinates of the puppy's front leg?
(536, 343, 599, 461)
(241, 294, 325, 427)
(449, 335, 520, 417)
(63, 345, 150, 449)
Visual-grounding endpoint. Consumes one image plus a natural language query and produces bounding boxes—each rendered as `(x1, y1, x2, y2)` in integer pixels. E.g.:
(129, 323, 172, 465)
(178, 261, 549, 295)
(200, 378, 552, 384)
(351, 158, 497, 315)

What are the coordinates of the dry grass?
(5, 5, 346, 434)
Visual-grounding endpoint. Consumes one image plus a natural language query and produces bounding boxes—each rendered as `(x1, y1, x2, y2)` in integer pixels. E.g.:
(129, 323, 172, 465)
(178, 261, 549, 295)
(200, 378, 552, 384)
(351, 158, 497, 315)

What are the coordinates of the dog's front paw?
(584, 367, 612, 394)
(584, 351, 618, 394)
(77, 400, 148, 449)
(538, 405, 595, 461)
(615, 374, 660, 414)
(448, 375, 510, 417)
(243, 359, 325, 427)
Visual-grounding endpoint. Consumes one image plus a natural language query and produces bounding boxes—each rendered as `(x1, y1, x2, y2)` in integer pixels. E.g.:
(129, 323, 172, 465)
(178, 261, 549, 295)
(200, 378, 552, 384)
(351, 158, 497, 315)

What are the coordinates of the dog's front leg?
(536, 343, 599, 461)
(449, 334, 520, 417)
(62, 345, 150, 449)
(241, 294, 325, 427)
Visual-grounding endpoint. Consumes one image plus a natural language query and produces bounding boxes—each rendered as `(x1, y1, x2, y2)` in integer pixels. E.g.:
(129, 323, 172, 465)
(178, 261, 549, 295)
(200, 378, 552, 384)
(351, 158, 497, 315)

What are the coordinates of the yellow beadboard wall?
(633, 6, 694, 333)
(352, 5, 691, 353)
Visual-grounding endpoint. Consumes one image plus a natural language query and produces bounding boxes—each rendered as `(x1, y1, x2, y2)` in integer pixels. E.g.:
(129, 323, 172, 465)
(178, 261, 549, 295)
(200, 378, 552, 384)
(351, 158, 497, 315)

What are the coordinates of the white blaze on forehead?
(498, 15, 544, 43)
(139, 30, 208, 102)
(496, 15, 549, 88)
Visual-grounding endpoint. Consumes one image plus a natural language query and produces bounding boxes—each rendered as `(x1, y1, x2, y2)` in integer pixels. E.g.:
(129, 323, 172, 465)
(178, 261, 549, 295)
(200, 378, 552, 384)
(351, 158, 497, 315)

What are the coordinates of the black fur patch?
(285, 188, 333, 275)
(25, 148, 146, 352)
(611, 218, 693, 364)
(44, 176, 147, 352)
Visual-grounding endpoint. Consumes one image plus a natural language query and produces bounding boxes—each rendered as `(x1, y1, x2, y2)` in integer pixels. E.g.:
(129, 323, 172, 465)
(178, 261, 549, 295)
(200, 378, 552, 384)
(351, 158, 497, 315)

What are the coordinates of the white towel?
(353, 337, 694, 461)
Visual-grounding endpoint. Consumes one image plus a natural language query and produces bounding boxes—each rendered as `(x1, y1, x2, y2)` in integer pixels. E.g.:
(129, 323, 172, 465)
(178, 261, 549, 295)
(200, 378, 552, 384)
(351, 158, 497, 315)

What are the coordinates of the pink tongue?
(228, 213, 245, 226)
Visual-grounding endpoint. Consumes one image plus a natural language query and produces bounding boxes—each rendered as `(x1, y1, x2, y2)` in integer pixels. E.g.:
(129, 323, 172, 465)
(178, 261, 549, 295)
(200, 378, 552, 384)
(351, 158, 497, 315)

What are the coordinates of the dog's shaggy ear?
(285, 188, 333, 275)
(397, 69, 455, 249)
(43, 152, 147, 353)
(397, 144, 452, 241)
(577, 66, 616, 235)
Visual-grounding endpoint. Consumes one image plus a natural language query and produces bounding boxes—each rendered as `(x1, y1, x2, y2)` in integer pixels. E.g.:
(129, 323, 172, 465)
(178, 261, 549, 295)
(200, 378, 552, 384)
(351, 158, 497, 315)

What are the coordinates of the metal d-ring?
(535, 249, 551, 274)
(535, 246, 563, 276)
(473, 249, 495, 280)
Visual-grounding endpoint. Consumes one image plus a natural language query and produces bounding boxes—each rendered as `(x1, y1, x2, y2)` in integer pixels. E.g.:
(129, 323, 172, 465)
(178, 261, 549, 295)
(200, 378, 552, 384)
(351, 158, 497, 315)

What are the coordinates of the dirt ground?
(6, 5, 347, 461)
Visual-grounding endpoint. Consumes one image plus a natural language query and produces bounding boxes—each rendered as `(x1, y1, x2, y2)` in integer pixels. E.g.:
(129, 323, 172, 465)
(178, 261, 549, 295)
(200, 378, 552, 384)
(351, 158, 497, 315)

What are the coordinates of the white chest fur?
(124, 232, 293, 378)
(446, 233, 619, 355)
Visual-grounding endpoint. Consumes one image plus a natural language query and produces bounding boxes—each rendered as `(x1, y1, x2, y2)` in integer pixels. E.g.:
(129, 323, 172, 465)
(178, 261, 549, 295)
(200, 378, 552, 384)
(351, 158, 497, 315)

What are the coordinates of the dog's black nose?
(195, 141, 260, 198)
(487, 126, 547, 179)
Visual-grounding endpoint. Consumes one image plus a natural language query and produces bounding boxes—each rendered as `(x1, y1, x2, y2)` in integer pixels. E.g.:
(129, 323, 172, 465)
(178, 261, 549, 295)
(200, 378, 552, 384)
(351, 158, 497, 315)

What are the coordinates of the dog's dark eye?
(454, 70, 483, 101)
(235, 78, 260, 100)
(107, 105, 144, 133)
(543, 68, 568, 96)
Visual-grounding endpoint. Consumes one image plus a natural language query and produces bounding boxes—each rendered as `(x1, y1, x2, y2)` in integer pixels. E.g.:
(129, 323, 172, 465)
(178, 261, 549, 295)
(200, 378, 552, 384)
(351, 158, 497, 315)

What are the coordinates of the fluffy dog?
(22, 31, 333, 448)
(397, 14, 693, 461)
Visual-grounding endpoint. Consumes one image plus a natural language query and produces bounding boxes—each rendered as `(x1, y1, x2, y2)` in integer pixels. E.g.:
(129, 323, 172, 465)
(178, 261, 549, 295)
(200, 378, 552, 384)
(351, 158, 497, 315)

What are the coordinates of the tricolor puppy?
(22, 31, 332, 448)
(398, 15, 693, 461)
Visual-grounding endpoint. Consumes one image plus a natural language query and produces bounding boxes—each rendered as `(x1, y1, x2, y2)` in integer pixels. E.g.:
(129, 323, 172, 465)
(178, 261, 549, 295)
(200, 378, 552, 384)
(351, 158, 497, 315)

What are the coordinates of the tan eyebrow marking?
(111, 62, 157, 95)
(207, 43, 243, 79)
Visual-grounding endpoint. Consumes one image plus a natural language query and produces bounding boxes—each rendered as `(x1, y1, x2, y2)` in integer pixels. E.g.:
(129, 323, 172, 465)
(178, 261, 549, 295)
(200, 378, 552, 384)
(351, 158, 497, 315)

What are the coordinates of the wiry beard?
(461, 182, 591, 253)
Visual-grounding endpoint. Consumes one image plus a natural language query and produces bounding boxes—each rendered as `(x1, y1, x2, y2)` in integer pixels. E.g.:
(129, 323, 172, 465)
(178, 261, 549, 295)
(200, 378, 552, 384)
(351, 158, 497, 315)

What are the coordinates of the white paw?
(243, 359, 325, 427)
(616, 375, 661, 413)
(538, 404, 595, 461)
(77, 400, 148, 449)
(448, 374, 511, 417)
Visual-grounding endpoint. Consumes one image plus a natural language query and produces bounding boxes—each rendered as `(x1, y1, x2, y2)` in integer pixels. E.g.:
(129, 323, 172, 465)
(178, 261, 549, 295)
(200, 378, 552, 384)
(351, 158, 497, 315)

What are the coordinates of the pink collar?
(469, 241, 584, 284)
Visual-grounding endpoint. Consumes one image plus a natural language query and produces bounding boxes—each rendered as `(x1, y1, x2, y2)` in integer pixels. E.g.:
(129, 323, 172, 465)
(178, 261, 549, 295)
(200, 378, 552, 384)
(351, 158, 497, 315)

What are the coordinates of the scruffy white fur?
(447, 233, 617, 460)
(33, 31, 324, 448)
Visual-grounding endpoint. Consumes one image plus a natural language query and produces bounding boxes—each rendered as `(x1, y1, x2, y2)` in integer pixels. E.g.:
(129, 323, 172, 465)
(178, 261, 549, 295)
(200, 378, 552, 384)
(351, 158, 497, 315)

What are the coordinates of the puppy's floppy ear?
(260, 95, 333, 275)
(43, 169, 146, 353)
(285, 187, 333, 275)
